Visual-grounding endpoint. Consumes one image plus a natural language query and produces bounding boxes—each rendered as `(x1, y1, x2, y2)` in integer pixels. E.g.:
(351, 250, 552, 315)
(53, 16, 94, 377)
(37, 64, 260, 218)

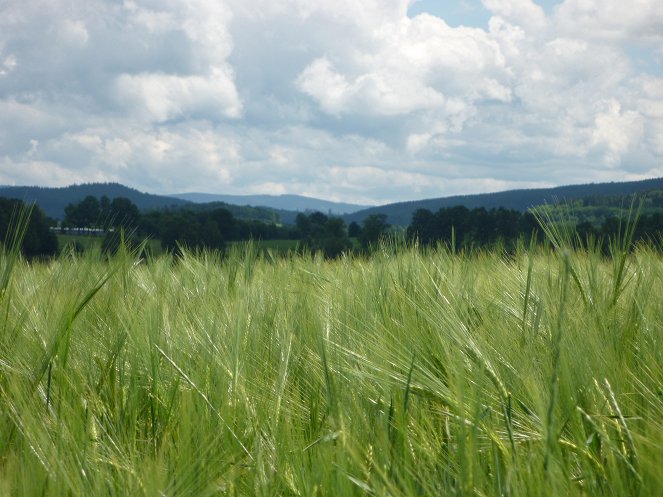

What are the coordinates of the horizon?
(3, 173, 663, 209)
(1, 0, 662, 204)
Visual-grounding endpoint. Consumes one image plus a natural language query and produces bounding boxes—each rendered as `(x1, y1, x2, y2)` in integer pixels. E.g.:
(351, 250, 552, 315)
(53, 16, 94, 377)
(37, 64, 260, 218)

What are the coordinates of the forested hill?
(183, 201, 295, 224)
(172, 193, 369, 215)
(5, 176, 663, 226)
(0, 183, 190, 220)
(344, 177, 663, 226)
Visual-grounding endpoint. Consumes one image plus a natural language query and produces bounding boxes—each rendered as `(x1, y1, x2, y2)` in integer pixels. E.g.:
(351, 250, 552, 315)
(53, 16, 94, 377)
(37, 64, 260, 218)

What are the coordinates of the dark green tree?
(296, 211, 351, 257)
(321, 217, 352, 258)
(161, 213, 202, 254)
(100, 195, 111, 229)
(201, 218, 223, 248)
(360, 214, 390, 249)
(348, 221, 361, 238)
(64, 195, 100, 229)
(0, 198, 58, 257)
(110, 197, 140, 230)
(407, 209, 435, 244)
(208, 208, 237, 240)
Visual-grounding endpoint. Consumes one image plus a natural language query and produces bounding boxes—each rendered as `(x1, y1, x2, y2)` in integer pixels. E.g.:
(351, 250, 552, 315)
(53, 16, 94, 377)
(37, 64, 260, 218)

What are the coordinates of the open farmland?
(1, 241, 663, 496)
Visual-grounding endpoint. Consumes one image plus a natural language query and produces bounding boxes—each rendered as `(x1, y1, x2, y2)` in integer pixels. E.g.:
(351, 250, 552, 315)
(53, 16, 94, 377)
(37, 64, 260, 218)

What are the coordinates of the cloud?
(0, 54, 16, 76)
(554, 0, 663, 44)
(114, 69, 242, 122)
(0, 0, 662, 205)
(591, 99, 645, 166)
(482, 0, 546, 32)
(296, 12, 511, 124)
(636, 76, 663, 156)
(297, 57, 446, 116)
(58, 19, 89, 47)
(0, 158, 82, 187)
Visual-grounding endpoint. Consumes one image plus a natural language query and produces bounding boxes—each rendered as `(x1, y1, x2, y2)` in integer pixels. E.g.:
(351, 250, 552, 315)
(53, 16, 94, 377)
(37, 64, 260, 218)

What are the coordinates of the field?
(57, 234, 301, 258)
(1, 238, 663, 496)
(228, 239, 301, 256)
(57, 234, 164, 257)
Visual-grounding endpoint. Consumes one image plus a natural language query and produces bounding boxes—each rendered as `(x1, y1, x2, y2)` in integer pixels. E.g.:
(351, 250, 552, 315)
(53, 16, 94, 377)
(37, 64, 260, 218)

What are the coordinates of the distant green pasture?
(229, 238, 299, 255)
(57, 233, 104, 252)
(58, 233, 299, 257)
(57, 233, 162, 256)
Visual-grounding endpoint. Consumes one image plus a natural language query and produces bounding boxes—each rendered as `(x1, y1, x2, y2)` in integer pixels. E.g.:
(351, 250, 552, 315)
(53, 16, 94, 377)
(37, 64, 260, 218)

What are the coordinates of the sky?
(1, 0, 662, 205)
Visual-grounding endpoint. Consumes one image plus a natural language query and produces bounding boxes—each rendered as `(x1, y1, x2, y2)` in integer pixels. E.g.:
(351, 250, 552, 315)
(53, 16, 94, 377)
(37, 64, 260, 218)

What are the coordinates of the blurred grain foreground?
(1, 236, 663, 496)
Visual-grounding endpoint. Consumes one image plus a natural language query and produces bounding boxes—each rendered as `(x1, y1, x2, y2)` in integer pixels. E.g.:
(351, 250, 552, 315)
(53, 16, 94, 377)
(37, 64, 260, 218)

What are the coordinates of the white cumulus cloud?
(0, 0, 662, 204)
(482, 0, 546, 32)
(115, 69, 242, 122)
(591, 99, 645, 166)
(555, 0, 663, 44)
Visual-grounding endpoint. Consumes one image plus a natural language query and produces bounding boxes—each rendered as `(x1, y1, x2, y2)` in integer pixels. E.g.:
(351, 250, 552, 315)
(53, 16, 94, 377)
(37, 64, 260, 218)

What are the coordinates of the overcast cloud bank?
(1, 0, 662, 204)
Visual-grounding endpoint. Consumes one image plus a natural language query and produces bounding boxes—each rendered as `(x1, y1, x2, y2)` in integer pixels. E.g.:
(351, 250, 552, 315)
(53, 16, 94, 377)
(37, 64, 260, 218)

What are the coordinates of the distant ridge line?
(2, 176, 663, 226)
(0, 182, 189, 219)
(170, 192, 370, 215)
(343, 176, 663, 226)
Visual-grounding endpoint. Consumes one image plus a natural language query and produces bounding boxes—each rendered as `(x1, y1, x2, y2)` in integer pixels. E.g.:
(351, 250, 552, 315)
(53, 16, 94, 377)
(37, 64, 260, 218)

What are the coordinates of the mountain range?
(2, 176, 663, 226)
(0, 183, 189, 220)
(171, 192, 368, 215)
(344, 176, 663, 226)
(0, 183, 369, 221)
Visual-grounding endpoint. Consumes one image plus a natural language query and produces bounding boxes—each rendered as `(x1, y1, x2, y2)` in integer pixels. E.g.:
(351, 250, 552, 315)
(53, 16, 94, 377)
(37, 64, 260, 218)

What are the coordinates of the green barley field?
(1, 236, 663, 495)
(56, 234, 301, 258)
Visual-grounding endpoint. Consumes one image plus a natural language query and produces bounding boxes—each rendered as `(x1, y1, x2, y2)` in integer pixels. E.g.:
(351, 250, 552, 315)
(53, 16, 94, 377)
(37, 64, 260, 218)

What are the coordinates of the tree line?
(0, 198, 58, 257)
(63, 195, 140, 231)
(7, 193, 663, 259)
(59, 195, 292, 253)
(407, 205, 663, 251)
(406, 206, 540, 249)
(60, 195, 393, 257)
(575, 212, 663, 247)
